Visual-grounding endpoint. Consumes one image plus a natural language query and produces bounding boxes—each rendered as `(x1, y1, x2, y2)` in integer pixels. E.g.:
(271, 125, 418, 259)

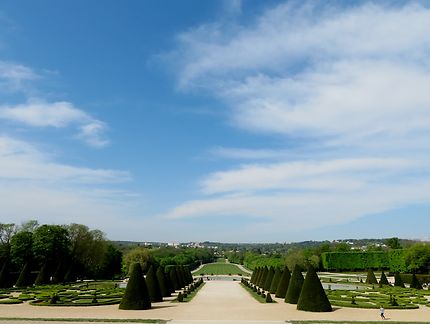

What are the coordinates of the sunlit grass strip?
(240, 282, 275, 303)
(182, 282, 205, 302)
(290, 321, 428, 324)
(173, 282, 205, 303)
(193, 263, 249, 276)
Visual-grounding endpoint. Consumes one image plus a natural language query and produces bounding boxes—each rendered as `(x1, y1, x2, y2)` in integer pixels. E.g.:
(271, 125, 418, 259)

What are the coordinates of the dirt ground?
(1, 280, 430, 322)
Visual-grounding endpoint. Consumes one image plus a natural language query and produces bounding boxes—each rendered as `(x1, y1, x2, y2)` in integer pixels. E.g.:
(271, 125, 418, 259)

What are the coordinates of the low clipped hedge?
(0, 298, 23, 304)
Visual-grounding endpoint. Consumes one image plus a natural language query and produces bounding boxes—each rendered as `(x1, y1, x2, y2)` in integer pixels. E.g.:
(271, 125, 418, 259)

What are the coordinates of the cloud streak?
(0, 100, 109, 148)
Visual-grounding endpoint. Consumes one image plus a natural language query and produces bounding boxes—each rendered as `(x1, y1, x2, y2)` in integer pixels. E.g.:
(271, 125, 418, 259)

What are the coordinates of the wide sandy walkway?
(1, 281, 430, 322)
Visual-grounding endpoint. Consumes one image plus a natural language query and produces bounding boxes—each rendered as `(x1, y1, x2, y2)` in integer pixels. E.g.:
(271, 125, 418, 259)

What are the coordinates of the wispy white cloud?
(0, 136, 128, 183)
(0, 100, 109, 147)
(0, 60, 39, 93)
(162, 2, 430, 237)
(200, 158, 419, 195)
(0, 135, 138, 233)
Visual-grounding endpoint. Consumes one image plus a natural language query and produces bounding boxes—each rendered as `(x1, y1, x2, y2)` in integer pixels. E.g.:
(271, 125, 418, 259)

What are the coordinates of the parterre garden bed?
(326, 285, 430, 309)
(0, 281, 123, 306)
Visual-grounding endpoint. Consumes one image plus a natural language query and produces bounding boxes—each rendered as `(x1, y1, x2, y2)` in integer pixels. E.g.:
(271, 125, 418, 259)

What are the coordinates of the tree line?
(0, 221, 215, 288)
(226, 238, 430, 274)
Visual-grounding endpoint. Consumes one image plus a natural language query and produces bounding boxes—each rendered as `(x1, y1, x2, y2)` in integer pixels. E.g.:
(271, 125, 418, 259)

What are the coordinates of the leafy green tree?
(15, 262, 33, 287)
(405, 243, 430, 273)
(10, 230, 33, 267)
(66, 224, 108, 278)
(386, 237, 402, 250)
(297, 264, 332, 312)
(99, 243, 122, 279)
(119, 263, 151, 310)
(35, 262, 50, 285)
(0, 259, 11, 288)
(285, 264, 304, 304)
(33, 225, 70, 269)
(0, 223, 16, 262)
(123, 247, 155, 275)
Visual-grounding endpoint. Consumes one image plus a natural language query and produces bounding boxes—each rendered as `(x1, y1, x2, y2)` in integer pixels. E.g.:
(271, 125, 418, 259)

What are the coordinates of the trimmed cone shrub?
(264, 267, 275, 291)
(176, 266, 185, 289)
(275, 266, 291, 298)
(254, 267, 262, 285)
(285, 264, 304, 304)
(169, 267, 180, 290)
(365, 269, 378, 284)
(156, 266, 170, 297)
(265, 293, 273, 303)
(250, 268, 257, 284)
(379, 271, 389, 285)
(146, 265, 163, 302)
(35, 263, 50, 286)
(269, 267, 282, 294)
(119, 263, 151, 310)
(410, 274, 422, 289)
(394, 272, 405, 288)
(297, 264, 332, 312)
(258, 267, 268, 288)
(15, 262, 33, 287)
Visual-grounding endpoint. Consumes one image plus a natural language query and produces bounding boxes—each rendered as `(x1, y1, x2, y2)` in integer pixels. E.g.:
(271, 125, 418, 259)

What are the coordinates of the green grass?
(240, 282, 275, 303)
(177, 282, 205, 302)
(193, 262, 249, 276)
(289, 321, 430, 324)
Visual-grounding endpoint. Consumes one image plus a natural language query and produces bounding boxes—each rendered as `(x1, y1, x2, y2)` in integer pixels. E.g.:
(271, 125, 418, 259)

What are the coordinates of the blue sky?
(1, 0, 430, 242)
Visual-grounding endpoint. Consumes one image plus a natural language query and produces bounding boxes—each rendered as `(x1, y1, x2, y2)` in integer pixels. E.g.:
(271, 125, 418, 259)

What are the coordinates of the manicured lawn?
(193, 262, 249, 276)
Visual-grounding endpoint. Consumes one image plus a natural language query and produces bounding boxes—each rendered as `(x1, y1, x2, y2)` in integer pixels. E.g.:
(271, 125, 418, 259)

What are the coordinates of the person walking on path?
(380, 306, 386, 320)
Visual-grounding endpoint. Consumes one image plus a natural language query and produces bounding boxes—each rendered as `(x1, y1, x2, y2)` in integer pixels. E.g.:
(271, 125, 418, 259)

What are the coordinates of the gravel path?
(1, 281, 430, 322)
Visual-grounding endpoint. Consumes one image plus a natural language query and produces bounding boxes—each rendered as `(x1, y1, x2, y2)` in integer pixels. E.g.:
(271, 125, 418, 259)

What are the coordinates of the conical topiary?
(146, 265, 163, 302)
(410, 274, 422, 289)
(394, 272, 405, 288)
(169, 267, 180, 290)
(15, 262, 33, 287)
(258, 267, 268, 288)
(275, 266, 291, 298)
(176, 266, 185, 289)
(379, 271, 389, 285)
(35, 263, 50, 285)
(297, 264, 332, 312)
(156, 266, 170, 297)
(265, 293, 273, 303)
(254, 267, 262, 285)
(119, 263, 151, 310)
(269, 267, 282, 294)
(285, 264, 304, 304)
(264, 267, 275, 291)
(365, 269, 378, 284)
(250, 268, 257, 284)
